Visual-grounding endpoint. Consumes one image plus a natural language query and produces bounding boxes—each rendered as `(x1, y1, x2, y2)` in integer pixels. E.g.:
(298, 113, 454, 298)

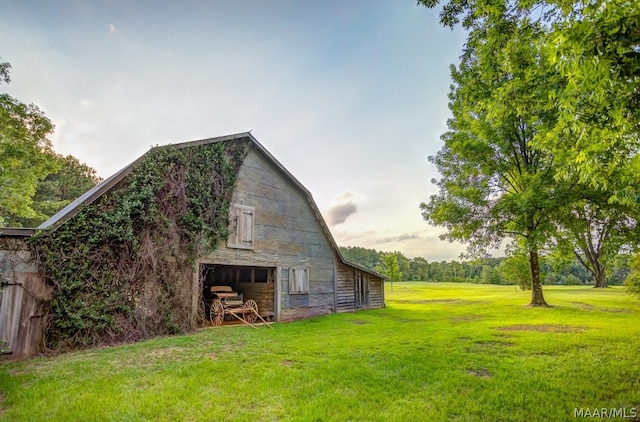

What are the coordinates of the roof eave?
(0, 227, 37, 237)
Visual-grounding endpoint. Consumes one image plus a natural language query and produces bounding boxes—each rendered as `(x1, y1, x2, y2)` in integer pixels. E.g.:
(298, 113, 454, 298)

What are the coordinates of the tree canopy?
(418, 0, 640, 199)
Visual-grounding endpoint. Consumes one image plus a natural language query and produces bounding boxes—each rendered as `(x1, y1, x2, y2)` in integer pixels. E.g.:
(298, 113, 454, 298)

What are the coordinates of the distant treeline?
(339, 246, 631, 287)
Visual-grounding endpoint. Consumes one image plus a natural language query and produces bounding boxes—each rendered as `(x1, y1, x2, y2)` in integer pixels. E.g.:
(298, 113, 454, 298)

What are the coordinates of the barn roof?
(1, 132, 385, 280)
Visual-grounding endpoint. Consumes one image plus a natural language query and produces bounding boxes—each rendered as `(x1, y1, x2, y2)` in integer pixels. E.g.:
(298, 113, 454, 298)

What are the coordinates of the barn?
(0, 132, 385, 358)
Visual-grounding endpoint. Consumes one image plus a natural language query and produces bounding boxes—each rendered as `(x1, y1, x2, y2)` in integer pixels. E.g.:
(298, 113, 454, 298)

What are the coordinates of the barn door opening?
(355, 271, 369, 310)
(200, 264, 275, 324)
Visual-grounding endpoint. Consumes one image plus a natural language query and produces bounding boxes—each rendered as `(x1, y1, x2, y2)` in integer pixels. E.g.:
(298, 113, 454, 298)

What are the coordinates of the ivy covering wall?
(32, 139, 248, 352)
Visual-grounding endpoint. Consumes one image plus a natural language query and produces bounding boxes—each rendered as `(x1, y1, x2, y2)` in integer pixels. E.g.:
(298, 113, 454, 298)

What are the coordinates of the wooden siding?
(0, 238, 50, 358)
(368, 277, 384, 309)
(335, 254, 385, 312)
(336, 257, 356, 313)
(198, 146, 336, 321)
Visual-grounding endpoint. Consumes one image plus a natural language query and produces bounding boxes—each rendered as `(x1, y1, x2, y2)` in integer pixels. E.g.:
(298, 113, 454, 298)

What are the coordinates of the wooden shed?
(0, 231, 50, 358)
(0, 132, 385, 358)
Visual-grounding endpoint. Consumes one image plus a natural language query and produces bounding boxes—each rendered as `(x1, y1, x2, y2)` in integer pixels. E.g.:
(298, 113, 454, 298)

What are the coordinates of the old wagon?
(208, 285, 261, 326)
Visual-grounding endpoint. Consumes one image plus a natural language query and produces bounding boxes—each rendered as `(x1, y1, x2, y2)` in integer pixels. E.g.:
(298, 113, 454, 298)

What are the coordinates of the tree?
(375, 254, 403, 290)
(553, 187, 638, 288)
(624, 253, 640, 297)
(0, 57, 58, 226)
(389, 251, 411, 280)
(420, 16, 570, 306)
(409, 257, 430, 281)
(498, 253, 530, 290)
(10, 153, 101, 227)
(339, 246, 382, 271)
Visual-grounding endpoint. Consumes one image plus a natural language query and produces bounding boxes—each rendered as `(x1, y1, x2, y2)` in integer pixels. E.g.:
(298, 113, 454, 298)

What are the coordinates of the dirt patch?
(205, 341, 246, 361)
(223, 341, 246, 352)
(466, 368, 492, 378)
(458, 336, 472, 341)
(493, 333, 513, 339)
(497, 324, 585, 333)
(475, 340, 514, 347)
(280, 360, 298, 367)
(8, 368, 26, 377)
(450, 315, 483, 322)
(147, 347, 188, 359)
(570, 302, 631, 313)
(394, 318, 424, 324)
(395, 299, 488, 305)
(348, 319, 370, 325)
(466, 340, 514, 354)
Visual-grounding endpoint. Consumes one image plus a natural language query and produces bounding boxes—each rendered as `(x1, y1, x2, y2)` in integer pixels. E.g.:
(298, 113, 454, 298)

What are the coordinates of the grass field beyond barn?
(1, 283, 639, 421)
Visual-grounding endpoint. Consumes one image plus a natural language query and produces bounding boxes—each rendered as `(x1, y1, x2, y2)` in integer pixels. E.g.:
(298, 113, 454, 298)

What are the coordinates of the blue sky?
(1, 0, 473, 261)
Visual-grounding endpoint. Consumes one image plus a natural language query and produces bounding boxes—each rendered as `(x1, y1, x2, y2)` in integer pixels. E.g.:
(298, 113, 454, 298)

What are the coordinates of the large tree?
(0, 58, 59, 226)
(419, 0, 640, 199)
(420, 17, 569, 306)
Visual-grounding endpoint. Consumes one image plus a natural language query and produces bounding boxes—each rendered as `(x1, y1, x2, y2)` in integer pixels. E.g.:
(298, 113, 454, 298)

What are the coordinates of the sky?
(0, 0, 474, 262)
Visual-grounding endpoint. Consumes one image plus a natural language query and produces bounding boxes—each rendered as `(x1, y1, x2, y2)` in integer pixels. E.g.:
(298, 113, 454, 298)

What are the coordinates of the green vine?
(32, 139, 248, 352)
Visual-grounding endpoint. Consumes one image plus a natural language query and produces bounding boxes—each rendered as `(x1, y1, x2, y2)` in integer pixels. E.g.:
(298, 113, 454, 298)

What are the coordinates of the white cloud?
(109, 23, 117, 34)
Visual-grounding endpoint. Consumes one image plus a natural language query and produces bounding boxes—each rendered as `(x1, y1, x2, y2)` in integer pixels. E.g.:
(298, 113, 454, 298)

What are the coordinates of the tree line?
(340, 246, 631, 289)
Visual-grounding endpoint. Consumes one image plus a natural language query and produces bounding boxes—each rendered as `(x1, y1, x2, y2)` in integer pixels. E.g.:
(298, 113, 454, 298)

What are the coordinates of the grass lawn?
(1, 283, 639, 421)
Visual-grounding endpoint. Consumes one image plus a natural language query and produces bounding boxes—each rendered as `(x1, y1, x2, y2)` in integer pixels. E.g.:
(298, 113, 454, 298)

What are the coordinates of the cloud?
(326, 202, 357, 226)
(378, 233, 421, 243)
(109, 23, 117, 34)
(324, 191, 364, 226)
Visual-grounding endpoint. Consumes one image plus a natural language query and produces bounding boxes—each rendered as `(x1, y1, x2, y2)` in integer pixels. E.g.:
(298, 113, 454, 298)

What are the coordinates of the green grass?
(1, 283, 639, 421)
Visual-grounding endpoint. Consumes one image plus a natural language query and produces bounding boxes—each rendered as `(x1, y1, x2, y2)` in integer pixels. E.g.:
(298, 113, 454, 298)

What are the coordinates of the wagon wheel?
(210, 300, 225, 326)
(244, 299, 259, 324)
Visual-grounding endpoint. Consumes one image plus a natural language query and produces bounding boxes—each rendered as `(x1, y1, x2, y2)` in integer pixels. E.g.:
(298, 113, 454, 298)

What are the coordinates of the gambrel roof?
(1, 132, 385, 279)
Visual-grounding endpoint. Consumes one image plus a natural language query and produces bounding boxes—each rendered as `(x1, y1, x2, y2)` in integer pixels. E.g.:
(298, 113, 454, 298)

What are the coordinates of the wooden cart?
(208, 286, 270, 328)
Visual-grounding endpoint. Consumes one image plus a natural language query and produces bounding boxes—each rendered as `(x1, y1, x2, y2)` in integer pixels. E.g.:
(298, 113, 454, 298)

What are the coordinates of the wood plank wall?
(336, 257, 356, 312)
(368, 278, 384, 308)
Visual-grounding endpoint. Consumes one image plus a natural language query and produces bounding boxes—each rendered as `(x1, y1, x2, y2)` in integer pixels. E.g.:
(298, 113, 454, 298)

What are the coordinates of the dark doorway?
(201, 264, 276, 322)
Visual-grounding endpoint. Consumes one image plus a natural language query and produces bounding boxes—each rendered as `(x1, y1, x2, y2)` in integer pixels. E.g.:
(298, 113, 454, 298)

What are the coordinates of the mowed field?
(1, 282, 639, 421)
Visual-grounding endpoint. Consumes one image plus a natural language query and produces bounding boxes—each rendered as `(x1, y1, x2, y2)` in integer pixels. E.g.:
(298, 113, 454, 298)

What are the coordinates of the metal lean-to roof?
(3, 132, 385, 280)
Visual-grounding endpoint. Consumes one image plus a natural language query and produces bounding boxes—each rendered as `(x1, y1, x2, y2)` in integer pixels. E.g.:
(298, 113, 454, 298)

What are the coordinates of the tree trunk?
(528, 248, 548, 306)
(593, 264, 607, 288)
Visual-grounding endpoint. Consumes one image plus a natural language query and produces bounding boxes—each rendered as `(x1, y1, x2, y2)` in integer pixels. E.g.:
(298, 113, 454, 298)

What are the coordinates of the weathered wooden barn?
(0, 132, 385, 358)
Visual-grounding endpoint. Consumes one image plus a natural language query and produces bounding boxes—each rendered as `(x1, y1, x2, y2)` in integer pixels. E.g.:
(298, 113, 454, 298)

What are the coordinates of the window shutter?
(289, 268, 309, 294)
(228, 204, 255, 249)
(241, 209, 254, 247)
